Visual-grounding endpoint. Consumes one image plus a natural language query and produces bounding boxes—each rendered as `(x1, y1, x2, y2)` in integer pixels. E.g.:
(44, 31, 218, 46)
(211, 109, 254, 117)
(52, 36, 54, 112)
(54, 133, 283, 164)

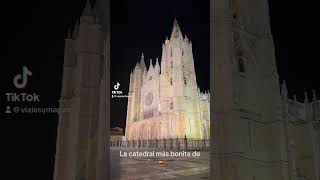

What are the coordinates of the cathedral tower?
(54, 0, 108, 180)
(212, 0, 290, 179)
(125, 19, 210, 141)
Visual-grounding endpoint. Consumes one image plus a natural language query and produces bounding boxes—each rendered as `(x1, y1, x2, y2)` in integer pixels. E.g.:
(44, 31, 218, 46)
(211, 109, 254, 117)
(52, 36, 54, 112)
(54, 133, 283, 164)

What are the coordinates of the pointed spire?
(304, 91, 309, 103)
(312, 90, 317, 101)
(173, 17, 179, 27)
(135, 61, 140, 69)
(149, 59, 154, 70)
(184, 34, 189, 41)
(170, 18, 182, 40)
(281, 80, 287, 91)
(82, 0, 94, 17)
(161, 44, 167, 60)
(72, 19, 80, 39)
(281, 80, 288, 99)
(140, 53, 146, 71)
(155, 58, 160, 71)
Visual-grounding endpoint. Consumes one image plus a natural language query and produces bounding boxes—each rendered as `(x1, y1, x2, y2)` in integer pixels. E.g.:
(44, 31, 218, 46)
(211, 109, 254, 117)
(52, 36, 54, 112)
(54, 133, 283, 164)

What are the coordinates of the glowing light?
(155, 160, 165, 165)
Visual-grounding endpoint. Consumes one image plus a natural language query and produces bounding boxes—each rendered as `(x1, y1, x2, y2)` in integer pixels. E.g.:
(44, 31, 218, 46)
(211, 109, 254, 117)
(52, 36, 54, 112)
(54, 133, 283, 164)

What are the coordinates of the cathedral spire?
(155, 58, 160, 72)
(82, 0, 94, 17)
(72, 19, 80, 39)
(312, 90, 317, 101)
(304, 91, 309, 103)
(140, 53, 146, 71)
(281, 80, 288, 99)
(149, 59, 154, 70)
(135, 61, 141, 70)
(184, 34, 189, 41)
(170, 18, 183, 40)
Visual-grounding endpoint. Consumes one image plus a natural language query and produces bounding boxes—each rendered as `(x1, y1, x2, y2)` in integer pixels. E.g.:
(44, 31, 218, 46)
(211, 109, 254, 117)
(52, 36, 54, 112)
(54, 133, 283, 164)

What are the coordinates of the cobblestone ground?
(110, 148, 210, 180)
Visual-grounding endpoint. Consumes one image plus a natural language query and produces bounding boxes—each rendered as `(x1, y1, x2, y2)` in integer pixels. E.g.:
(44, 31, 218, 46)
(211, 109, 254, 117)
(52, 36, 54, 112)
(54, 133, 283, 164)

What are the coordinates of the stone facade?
(53, 1, 109, 180)
(211, 0, 320, 179)
(125, 19, 210, 141)
(281, 83, 320, 180)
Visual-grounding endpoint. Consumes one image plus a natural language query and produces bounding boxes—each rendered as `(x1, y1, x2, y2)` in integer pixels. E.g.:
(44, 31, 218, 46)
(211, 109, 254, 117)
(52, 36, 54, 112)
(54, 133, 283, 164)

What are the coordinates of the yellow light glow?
(155, 159, 165, 165)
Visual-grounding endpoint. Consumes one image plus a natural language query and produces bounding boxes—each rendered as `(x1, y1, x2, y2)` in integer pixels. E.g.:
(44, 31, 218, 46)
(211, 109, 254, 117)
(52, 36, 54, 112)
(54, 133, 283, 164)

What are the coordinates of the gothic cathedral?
(125, 19, 210, 141)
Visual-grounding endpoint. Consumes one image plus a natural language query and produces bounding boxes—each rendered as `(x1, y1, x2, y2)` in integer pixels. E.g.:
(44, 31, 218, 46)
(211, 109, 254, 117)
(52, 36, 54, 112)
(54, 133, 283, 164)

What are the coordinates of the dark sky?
(1, 0, 319, 180)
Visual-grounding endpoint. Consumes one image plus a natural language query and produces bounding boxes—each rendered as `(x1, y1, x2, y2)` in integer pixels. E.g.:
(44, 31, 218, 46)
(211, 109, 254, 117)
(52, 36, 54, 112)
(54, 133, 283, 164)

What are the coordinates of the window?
(170, 78, 173, 85)
(170, 102, 173, 110)
(171, 49, 173, 57)
(238, 58, 246, 73)
(143, 109, 154, 119)
(182, 50, 184, 56)
(184, 77, 187, 85)
(149, 76, 152, 80)
(170, 61, 173, 68)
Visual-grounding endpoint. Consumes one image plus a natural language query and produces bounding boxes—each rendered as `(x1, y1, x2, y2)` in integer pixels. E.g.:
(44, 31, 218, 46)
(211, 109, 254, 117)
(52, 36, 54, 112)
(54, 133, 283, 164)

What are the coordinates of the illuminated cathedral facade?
(125, 19, 210, 141)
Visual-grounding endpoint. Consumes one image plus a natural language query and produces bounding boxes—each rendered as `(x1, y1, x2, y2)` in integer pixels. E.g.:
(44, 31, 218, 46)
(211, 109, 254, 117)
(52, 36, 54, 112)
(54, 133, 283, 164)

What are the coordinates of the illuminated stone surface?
(125, 19, 210, 141)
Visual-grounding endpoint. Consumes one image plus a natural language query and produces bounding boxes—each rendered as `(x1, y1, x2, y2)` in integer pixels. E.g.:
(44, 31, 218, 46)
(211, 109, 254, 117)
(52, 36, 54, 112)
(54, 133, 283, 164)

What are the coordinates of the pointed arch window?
(170, 78, 173, 86)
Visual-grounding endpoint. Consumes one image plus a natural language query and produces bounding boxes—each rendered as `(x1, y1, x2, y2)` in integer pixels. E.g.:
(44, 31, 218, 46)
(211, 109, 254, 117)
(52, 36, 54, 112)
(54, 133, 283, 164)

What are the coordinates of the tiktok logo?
(13, 66, 32, 89)
(114, 82, 120, 90)
(112, 82, 126, 98)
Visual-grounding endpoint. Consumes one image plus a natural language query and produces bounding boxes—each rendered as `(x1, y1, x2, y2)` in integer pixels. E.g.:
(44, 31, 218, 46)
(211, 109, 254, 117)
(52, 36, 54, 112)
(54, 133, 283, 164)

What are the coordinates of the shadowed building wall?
(211, 0, 319, 180)
(54, 0, 109, 180)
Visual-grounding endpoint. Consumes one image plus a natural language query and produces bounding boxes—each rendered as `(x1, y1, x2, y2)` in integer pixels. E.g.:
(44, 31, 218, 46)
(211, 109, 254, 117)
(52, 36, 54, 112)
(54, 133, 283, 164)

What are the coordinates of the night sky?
(1, 0, 319, 180)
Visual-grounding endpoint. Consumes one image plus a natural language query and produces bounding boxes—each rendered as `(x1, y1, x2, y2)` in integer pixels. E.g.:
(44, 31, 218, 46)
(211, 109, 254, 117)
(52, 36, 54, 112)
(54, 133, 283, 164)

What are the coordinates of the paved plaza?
(110, 148, 210, 180)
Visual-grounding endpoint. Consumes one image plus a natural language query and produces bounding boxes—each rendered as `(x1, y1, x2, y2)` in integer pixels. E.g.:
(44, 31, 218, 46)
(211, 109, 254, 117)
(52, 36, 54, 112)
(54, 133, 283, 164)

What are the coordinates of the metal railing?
(110, 137, 210, 150)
